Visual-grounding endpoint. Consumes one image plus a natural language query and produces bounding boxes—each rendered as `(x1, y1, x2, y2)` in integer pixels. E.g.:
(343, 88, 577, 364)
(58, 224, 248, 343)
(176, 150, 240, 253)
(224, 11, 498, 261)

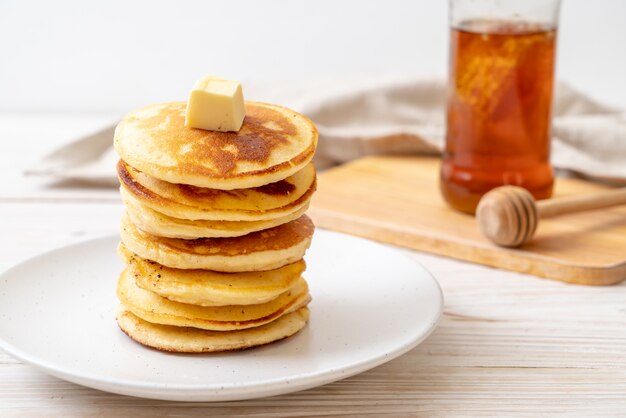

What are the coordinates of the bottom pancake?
(116, 306, 310, 353)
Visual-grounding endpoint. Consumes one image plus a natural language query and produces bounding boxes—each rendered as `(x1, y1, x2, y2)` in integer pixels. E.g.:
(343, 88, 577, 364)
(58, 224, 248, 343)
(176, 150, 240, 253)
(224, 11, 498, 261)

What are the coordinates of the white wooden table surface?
(1, 114, 625, 417)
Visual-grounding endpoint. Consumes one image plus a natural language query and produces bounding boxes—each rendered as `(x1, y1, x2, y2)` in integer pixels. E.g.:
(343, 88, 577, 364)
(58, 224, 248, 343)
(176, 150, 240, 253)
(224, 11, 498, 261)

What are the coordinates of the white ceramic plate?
(0, 230, 442, 401)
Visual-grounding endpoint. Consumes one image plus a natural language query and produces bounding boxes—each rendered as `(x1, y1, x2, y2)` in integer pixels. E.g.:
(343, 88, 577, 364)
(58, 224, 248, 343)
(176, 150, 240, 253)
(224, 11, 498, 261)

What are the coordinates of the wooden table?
(2, 114, 625, 417)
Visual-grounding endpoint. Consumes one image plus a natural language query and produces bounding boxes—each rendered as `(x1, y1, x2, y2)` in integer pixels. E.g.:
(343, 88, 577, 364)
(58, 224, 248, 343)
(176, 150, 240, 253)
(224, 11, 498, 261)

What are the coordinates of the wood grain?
(309, 156, 626, 285)
(2, 201, 626, 417)
(2, 116, 626, 416)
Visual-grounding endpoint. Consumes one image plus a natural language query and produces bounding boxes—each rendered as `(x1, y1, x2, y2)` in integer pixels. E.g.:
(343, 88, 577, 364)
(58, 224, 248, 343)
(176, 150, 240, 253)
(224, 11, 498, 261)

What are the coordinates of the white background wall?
(1, 0, 625, 113)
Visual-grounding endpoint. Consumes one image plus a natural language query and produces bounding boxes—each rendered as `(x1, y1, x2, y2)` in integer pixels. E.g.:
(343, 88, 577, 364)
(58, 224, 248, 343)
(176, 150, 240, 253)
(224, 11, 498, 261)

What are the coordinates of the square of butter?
(185, 76, 245, 132)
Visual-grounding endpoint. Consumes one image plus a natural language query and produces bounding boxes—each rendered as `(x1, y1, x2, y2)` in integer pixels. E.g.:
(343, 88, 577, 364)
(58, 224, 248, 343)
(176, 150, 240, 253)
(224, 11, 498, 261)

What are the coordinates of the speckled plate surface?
(0, 230, 443, 401)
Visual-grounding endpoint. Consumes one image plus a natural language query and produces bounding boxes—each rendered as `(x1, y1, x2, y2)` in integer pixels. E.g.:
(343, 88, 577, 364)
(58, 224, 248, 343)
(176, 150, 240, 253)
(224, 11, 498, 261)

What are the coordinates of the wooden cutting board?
(308, 156, 626, 285)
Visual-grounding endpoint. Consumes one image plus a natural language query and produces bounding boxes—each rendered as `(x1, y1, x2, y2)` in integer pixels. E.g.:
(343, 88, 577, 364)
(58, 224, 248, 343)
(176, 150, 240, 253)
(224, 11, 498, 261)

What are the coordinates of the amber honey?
(441, 19, 557, 214)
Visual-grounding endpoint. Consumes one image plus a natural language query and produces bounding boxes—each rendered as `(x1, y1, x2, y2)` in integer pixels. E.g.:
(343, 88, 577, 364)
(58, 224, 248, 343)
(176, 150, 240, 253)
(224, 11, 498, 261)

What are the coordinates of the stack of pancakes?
(112, 101, 318, 353)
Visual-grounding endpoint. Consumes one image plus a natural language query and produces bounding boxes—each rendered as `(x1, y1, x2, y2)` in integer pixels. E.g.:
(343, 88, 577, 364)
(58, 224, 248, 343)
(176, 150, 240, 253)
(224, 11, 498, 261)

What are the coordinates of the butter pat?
(185, 75, 245, 132)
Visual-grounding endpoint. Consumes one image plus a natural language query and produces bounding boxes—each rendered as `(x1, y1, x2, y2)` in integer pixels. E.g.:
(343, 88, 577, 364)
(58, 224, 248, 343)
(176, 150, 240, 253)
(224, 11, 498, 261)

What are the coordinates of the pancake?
(117, 269, 310, 331)
(116, 306, 309, 353)
(119, 244, 305, 306)
(113, 101, 318, 190)
(122, 188, 308, 239)
(117, 160, 316, 222)
(117, 160, 317, 222)
(120, 213, 314, 272)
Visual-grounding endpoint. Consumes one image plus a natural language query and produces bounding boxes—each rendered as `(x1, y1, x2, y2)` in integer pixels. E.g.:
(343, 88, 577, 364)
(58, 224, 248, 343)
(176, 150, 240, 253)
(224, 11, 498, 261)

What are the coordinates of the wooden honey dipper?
(476, 185, 626, 247)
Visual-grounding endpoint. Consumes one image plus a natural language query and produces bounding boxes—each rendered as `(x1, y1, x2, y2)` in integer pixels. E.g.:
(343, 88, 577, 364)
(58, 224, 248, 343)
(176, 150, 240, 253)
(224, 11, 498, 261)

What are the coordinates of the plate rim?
(0, 231, 443, 400)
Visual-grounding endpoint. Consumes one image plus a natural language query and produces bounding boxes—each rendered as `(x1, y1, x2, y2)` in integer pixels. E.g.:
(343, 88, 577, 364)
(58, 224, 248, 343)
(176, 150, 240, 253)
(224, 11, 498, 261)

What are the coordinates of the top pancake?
(114, 101, 318, 189)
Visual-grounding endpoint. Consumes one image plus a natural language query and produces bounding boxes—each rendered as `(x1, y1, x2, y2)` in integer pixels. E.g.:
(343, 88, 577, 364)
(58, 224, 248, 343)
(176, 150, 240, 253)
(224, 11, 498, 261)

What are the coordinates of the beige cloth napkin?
(27, 77, 626, 186)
